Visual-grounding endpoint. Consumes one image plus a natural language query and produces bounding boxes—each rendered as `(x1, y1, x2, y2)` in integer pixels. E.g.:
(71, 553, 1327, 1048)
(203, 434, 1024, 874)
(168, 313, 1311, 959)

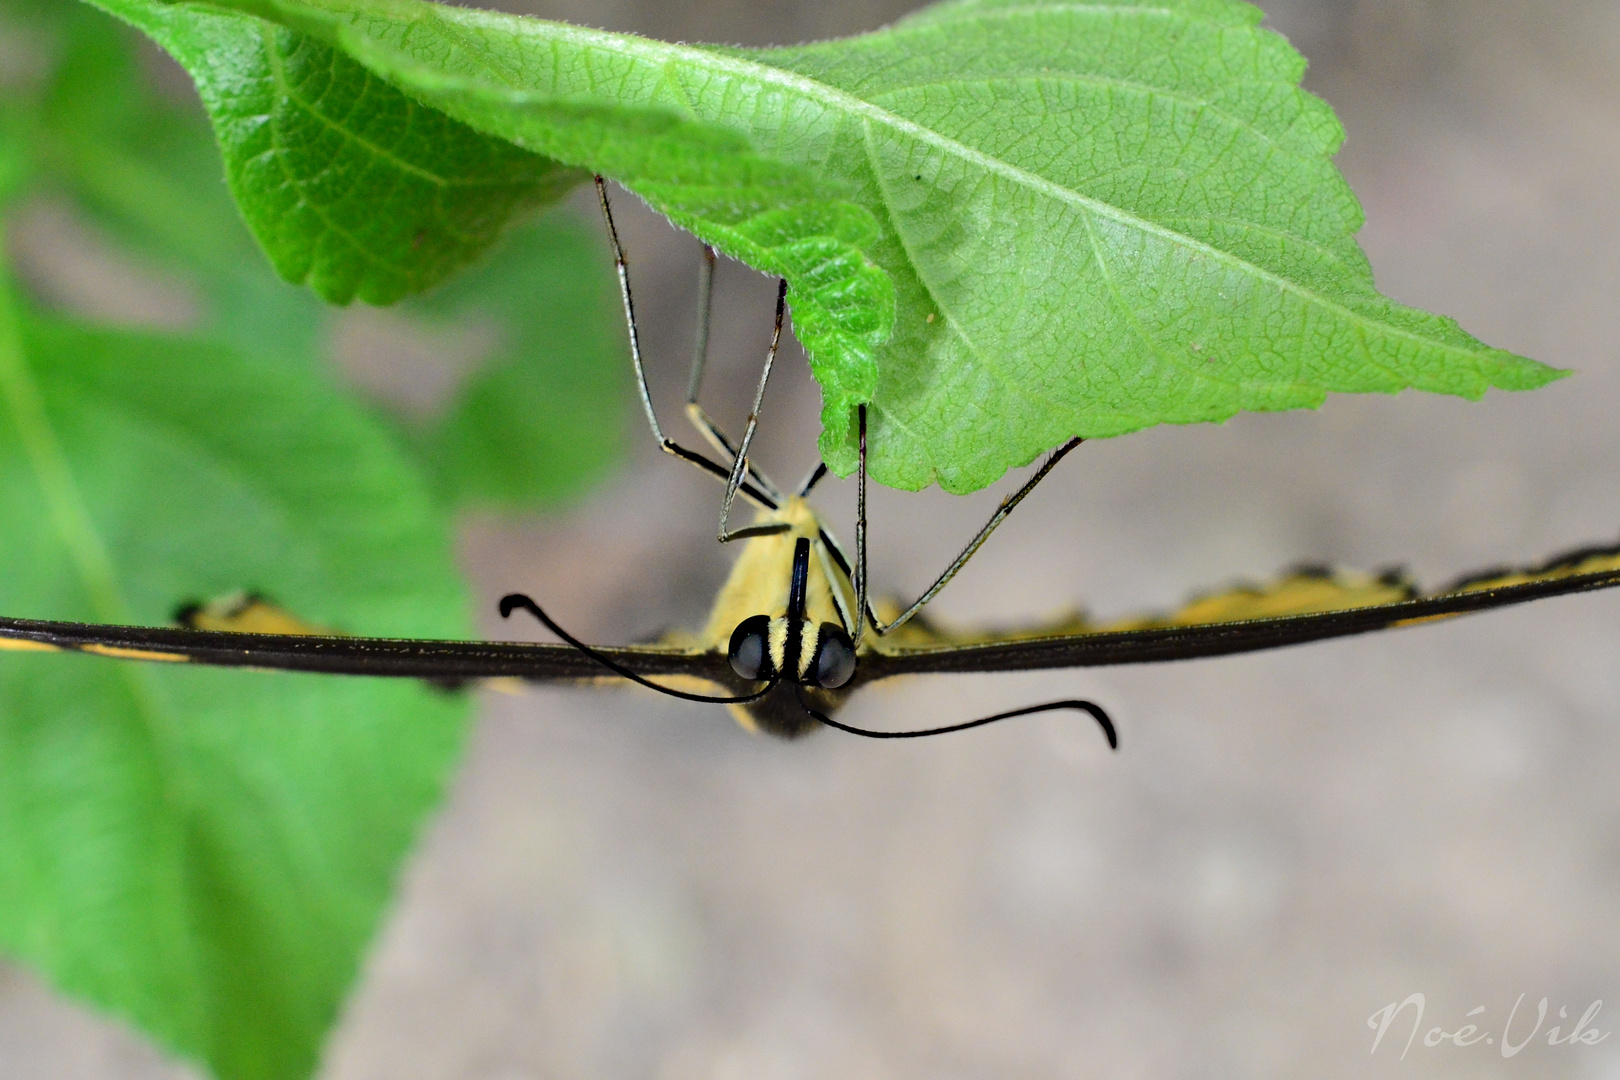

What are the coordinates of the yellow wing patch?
(864, 602, 1091, 653)
(82, 644, 188, 662)
(1445, 548, 1620, 594)
(867, 539, 1620, 653)
(866, 568, 1414, 650)
(175, 592, 334, 636)
(0, 638, 62, 653)
(1384, 544, 1620, 627)
(1104, 568, 1414, 630)
(0, 637, 61, 654)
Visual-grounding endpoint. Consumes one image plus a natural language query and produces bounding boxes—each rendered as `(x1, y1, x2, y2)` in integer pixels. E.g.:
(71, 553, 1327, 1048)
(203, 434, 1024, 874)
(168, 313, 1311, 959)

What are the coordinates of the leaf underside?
(95, 0, 584, 306)
(91, 0, 1565, 493)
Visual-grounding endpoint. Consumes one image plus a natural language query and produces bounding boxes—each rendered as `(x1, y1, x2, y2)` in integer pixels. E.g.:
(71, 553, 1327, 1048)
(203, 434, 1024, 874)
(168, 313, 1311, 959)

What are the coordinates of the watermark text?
(1368, 994, 1609, 1059)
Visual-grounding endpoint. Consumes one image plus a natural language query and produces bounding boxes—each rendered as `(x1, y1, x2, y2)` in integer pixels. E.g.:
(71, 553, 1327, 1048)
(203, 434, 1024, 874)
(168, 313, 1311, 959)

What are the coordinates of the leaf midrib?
(863, 70, 1315, 167)
(359, 1, 1506, 367)
(0, 302, 129, 627)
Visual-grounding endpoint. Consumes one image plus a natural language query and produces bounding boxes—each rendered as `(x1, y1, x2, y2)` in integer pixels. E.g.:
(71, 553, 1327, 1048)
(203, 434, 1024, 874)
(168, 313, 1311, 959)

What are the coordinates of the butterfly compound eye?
(728, 614, 774, 681)
(813, 623, 857, 689)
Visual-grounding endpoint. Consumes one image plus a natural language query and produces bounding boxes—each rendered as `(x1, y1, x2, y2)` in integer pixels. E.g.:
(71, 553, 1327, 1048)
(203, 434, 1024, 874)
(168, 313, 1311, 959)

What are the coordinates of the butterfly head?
(726, 613, 856, 690)
(725, 536, 857, 691)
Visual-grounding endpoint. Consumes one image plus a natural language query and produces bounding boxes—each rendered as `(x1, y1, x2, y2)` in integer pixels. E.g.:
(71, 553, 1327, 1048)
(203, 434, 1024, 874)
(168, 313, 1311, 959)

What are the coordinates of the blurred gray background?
(5, 0, 1620, 1077)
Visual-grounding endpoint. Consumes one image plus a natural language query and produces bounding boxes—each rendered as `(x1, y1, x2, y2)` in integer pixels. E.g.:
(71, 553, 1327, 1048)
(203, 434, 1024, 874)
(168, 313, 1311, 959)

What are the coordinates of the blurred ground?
(4, 0, 1620, 1077)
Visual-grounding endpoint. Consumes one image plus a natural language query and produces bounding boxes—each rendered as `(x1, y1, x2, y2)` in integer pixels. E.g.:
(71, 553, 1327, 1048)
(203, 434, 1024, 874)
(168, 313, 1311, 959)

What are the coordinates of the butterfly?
(3, 178, 1618, 744)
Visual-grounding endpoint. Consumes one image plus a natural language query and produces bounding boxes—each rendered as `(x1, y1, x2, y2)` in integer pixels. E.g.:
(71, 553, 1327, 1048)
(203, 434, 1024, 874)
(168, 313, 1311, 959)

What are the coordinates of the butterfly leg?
(679, 245, 830, 504)
(850, 403, 1083, 645)
(594, 176, 781, 512)
(713, 278, 791, 543)
(682, 244, 787, 505)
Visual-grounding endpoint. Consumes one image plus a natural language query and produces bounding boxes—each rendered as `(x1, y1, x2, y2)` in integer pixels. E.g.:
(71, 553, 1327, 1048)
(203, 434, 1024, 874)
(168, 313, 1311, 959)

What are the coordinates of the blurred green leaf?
(407, 210, 627, 511)
(139, 0, 1563, 493)
(0, 110, 29, 211)
(7, 0, 330, 364)
(0, 6, 629, 1076)
(11, 0, 627, 502)
(87, 0, 584, 305)
(0, 0, 51, 208)
(0, 283, 470, 1080)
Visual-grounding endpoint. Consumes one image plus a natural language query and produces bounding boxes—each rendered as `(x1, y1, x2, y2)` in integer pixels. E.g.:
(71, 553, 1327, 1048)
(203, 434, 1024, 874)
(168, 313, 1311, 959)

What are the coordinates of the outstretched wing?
(3, 540, 1618, 687)
(0, 614, 735, 684)
(856, 541, 1620, 681)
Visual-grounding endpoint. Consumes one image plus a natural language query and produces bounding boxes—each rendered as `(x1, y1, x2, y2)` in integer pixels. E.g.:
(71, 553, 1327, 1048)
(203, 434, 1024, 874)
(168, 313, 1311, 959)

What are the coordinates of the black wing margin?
(856, 540, 1620, 680)
(0, 616, 733, 684)
(4, 542, 1618, 687)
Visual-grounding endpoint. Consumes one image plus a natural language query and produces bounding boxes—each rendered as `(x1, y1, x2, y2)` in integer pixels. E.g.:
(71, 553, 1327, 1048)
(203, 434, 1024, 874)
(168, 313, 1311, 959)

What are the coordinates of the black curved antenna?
(500, 594, 778, 705)
(798, 692, 1118, 746)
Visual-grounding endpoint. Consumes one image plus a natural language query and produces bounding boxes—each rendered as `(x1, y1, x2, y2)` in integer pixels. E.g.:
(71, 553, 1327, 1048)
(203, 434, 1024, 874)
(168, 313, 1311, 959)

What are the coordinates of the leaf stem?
(0, 235, 130, 624)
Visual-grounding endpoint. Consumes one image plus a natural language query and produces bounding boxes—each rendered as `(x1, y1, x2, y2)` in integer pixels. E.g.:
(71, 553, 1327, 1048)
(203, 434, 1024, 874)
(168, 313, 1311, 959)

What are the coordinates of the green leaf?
(19, 0, 331, 365)
(86, 0, 900, 466)
(0, 0, 51, 208)
(0, 105, 30, 211)
(148, 0, 1563, 492)
(65, 116, 339, 369)
(405, 210, 627, 511)
(86, 0, 583, 305)
(0, 284, 470, 1080)
(15, 0, 628, 509)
